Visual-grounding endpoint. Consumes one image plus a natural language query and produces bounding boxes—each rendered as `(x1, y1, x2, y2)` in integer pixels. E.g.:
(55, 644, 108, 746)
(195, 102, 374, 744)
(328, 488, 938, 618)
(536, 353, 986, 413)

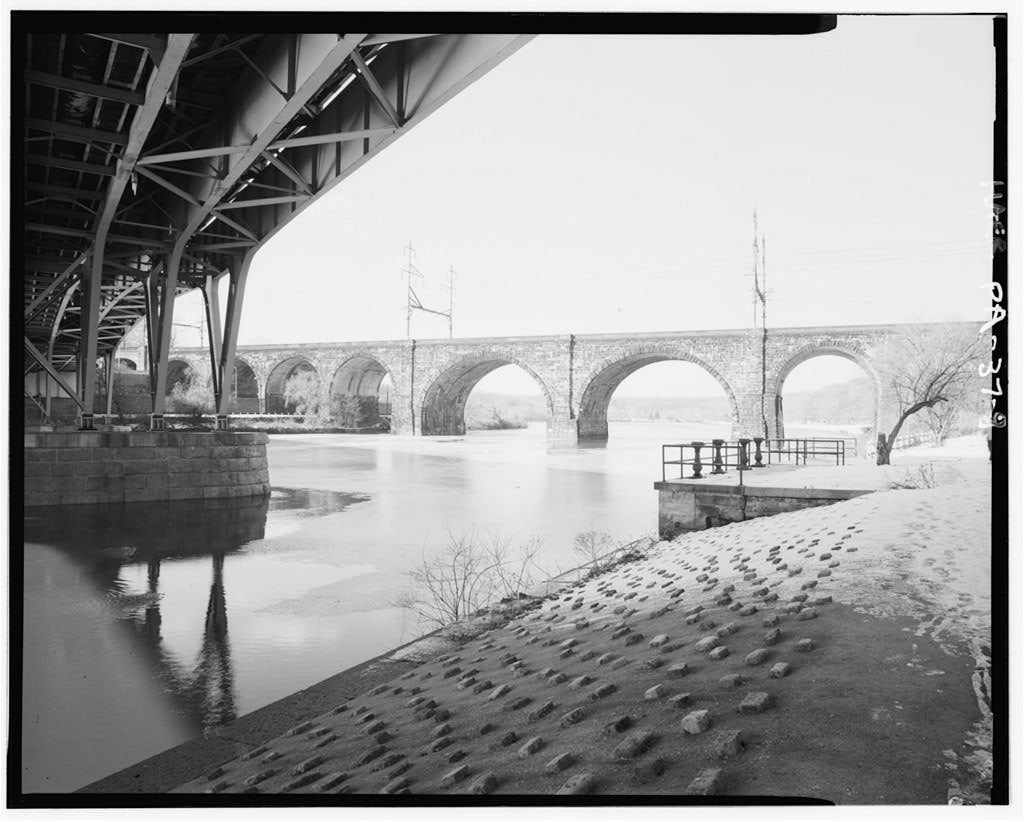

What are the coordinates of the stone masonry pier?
(23, 431, 270, 506)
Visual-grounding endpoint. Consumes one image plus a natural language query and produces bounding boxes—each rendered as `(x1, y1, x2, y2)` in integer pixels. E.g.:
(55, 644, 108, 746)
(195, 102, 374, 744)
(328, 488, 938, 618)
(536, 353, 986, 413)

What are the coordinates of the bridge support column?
(390, 396, 413, 435)
(547, 416, 578, 447)
(733, 391, 766, 439)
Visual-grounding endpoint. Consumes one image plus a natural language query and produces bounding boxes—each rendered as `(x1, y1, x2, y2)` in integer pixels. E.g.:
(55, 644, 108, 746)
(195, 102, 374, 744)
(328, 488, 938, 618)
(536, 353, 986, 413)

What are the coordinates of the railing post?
(690, 441, 704, 479)
(753, 436, 764, 467)
(802, 439, 808, 465)
(711, 439, 725, 474)
(738, 438, 750, 470)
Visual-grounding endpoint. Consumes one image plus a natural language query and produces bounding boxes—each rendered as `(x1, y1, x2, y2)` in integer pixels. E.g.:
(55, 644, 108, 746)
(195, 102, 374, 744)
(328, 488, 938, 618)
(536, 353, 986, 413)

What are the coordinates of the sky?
(170, 16, 995, 397)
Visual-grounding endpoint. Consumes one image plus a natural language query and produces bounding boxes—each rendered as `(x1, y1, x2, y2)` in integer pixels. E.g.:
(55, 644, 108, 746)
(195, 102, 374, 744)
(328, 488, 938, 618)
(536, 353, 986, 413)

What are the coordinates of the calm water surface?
(22, 420, 734, 792)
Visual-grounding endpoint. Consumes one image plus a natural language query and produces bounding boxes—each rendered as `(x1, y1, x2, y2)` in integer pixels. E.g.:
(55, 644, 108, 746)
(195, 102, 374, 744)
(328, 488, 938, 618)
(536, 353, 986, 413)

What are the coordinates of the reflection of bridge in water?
(24, 488, 363, 734)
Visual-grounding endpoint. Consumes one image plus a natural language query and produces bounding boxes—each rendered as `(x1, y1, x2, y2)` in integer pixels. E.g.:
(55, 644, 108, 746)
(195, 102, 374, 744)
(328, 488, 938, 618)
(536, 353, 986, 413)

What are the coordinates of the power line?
(404, 242, 455, 339)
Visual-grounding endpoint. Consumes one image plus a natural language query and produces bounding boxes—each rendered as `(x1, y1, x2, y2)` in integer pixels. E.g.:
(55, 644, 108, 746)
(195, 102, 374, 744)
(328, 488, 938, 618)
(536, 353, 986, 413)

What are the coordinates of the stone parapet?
(23, 431, 271, 507)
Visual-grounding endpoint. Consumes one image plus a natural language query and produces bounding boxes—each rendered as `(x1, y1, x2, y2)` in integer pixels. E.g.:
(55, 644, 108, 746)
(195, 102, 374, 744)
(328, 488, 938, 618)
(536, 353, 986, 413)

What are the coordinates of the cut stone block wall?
(24, 431, 271, 507)
(654, 480, 873, 539)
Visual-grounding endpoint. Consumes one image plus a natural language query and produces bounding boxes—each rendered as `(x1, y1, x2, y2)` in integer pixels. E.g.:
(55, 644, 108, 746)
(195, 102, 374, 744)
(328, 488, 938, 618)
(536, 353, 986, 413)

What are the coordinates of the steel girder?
(20, 30, 534, 421)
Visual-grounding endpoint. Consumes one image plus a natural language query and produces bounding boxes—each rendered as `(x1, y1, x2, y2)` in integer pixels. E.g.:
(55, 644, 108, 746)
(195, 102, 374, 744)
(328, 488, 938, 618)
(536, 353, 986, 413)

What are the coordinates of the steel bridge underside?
(20, 30, 533, 426)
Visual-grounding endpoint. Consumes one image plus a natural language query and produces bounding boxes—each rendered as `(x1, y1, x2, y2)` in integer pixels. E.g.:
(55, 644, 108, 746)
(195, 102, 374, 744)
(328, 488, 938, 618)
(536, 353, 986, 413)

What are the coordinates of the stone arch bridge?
(155, 322, 969, 445)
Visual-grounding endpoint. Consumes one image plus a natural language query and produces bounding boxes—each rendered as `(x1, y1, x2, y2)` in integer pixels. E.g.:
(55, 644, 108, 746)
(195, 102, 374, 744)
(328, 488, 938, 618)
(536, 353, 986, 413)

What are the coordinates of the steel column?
(105, 352, 115, 417)
(216, 252, 253, 422)
(80, 35, 194, 429)
(151, 245, 183, 420)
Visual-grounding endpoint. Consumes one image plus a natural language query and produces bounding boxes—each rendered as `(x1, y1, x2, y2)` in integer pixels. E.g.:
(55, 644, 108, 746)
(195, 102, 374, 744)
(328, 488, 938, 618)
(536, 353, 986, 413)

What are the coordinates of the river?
(21, 419, 759, 792)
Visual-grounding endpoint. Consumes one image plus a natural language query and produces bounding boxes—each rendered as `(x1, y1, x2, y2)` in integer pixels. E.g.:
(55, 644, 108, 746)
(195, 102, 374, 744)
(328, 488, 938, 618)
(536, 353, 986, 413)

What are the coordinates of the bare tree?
(875, 325, 985, 465)
(396, 528, 546, 637)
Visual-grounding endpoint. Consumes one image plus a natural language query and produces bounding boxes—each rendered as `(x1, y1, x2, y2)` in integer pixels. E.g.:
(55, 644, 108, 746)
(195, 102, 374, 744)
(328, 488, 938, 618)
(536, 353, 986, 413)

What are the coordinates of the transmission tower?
(404, 242, 455, 339)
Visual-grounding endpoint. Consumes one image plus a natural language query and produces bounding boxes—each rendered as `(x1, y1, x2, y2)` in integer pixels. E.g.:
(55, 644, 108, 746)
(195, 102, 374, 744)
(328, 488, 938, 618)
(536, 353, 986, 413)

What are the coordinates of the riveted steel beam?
(82, 34, 194, 419)
(25, 70, 146, 105)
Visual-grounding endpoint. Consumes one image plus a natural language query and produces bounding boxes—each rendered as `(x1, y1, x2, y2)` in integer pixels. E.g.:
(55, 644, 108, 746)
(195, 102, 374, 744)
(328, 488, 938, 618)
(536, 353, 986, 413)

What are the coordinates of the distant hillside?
(781, 377, 875, 424)
(466, 378, 879, 427)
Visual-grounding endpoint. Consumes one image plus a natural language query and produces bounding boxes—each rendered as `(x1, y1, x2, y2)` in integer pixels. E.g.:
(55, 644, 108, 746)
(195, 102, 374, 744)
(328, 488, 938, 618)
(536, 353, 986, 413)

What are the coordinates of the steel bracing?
(19, 30, 533, 426)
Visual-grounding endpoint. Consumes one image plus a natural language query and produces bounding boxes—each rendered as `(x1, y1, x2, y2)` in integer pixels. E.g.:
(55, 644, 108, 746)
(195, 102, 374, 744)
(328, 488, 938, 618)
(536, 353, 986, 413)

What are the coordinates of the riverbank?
(78, 438, 993, 801)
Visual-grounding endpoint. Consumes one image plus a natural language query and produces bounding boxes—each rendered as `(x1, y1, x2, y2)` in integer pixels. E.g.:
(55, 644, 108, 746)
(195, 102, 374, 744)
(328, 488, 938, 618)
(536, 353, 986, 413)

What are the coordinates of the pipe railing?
(763, 437, 846, 466)
(662, 436, 849, 483)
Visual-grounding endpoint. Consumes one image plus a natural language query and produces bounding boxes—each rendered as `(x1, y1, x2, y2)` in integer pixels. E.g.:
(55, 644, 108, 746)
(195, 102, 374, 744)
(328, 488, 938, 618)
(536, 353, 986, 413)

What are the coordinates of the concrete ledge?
(24, 432, 270, 507)
(655, 480, 875, 538)
(654, 481, 873, 501)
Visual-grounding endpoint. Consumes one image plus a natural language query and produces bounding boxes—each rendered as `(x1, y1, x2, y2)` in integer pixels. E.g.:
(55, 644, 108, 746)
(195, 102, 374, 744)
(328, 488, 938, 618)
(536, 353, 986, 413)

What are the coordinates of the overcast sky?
(172, 16, 995, 397)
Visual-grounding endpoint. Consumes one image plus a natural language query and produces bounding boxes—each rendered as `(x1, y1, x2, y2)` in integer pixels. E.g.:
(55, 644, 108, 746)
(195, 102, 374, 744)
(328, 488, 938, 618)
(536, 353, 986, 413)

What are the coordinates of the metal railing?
(661, 436, 847, 483)
(763, 437, 846, 466)
(661, 439, 752, 483)
(891, 431, 936, 450)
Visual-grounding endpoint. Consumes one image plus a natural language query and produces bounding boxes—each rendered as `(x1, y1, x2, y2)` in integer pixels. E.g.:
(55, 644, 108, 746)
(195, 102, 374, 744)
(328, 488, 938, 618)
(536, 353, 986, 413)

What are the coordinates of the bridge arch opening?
(772, 349, 878, 452)
(115, 357, 138, 371)
(165, 359, 194, 395)
(578, 354, 739, 441)
(265, 356, 320, 415)
(329, 355, 394, 430)
(421, 359, 553, 436)
(229, 358, 259, 413)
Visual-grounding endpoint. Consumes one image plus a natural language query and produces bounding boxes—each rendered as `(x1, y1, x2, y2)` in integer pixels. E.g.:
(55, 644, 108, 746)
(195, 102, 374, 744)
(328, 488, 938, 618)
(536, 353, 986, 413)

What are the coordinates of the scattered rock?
(614, 730, 656, 760)
(684, 767, 722, 795)
(739, 692, 771, 713)
(645, 684, 667, 700)
(603, 715, 632, 734)
(467, 772, 499, 795)
(713, 729, 745, 758)
(556, 773, 596, 795)
(668, 692, 692, 709)
(560, 707, 587, 728)
(545, 752, 576, 774)
(681, 710, 711, 734)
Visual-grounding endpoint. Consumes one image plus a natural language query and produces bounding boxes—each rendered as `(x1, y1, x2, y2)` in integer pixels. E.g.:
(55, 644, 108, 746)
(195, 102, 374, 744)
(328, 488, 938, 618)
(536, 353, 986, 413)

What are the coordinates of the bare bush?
(396, 528, 546, 637)
(888, 463, 938, 490)
(167, 367, 213, 425)
(572, 529, 615, 572)
(573, 530, 657, 579)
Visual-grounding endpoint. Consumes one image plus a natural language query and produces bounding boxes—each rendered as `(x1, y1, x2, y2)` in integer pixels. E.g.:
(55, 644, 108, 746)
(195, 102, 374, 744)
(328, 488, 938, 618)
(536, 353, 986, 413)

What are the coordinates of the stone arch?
(329, 353, 395, 429)
(576, 347, 741, 441)
(165, 359, 195, 395)
(770, 343, 881, 440)
(330, 353, 392, 398)
(115, 357, 138, 371)
(229, 357, 260, 413)
(265, 355, 321, 414)
(419, 354, 555, 436)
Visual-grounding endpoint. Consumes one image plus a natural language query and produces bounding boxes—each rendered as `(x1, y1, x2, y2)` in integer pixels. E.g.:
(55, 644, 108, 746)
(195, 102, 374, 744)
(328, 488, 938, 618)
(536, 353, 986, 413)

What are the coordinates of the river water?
(20, 420, 747, 793)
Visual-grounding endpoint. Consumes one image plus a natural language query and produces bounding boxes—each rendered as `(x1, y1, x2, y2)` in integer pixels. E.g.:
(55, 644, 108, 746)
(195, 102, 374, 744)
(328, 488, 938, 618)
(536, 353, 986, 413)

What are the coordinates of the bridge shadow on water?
(22, 487, 368, 738)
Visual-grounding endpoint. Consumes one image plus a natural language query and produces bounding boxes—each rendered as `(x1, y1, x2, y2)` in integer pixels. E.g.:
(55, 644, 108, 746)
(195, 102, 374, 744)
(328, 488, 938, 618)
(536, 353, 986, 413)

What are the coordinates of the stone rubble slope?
(173, 470, 992, 799)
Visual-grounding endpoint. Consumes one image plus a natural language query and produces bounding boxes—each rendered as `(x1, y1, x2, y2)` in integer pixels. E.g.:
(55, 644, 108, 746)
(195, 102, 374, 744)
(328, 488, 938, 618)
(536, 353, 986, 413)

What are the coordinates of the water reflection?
(22, 489, 369, 791)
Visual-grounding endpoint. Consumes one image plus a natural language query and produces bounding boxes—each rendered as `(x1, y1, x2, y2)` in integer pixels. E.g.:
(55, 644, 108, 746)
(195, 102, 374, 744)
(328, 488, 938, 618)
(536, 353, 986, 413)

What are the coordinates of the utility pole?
(403, 242, 454, 339)
(750, 209, 771, 439)
(443, 265, 456, 339)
